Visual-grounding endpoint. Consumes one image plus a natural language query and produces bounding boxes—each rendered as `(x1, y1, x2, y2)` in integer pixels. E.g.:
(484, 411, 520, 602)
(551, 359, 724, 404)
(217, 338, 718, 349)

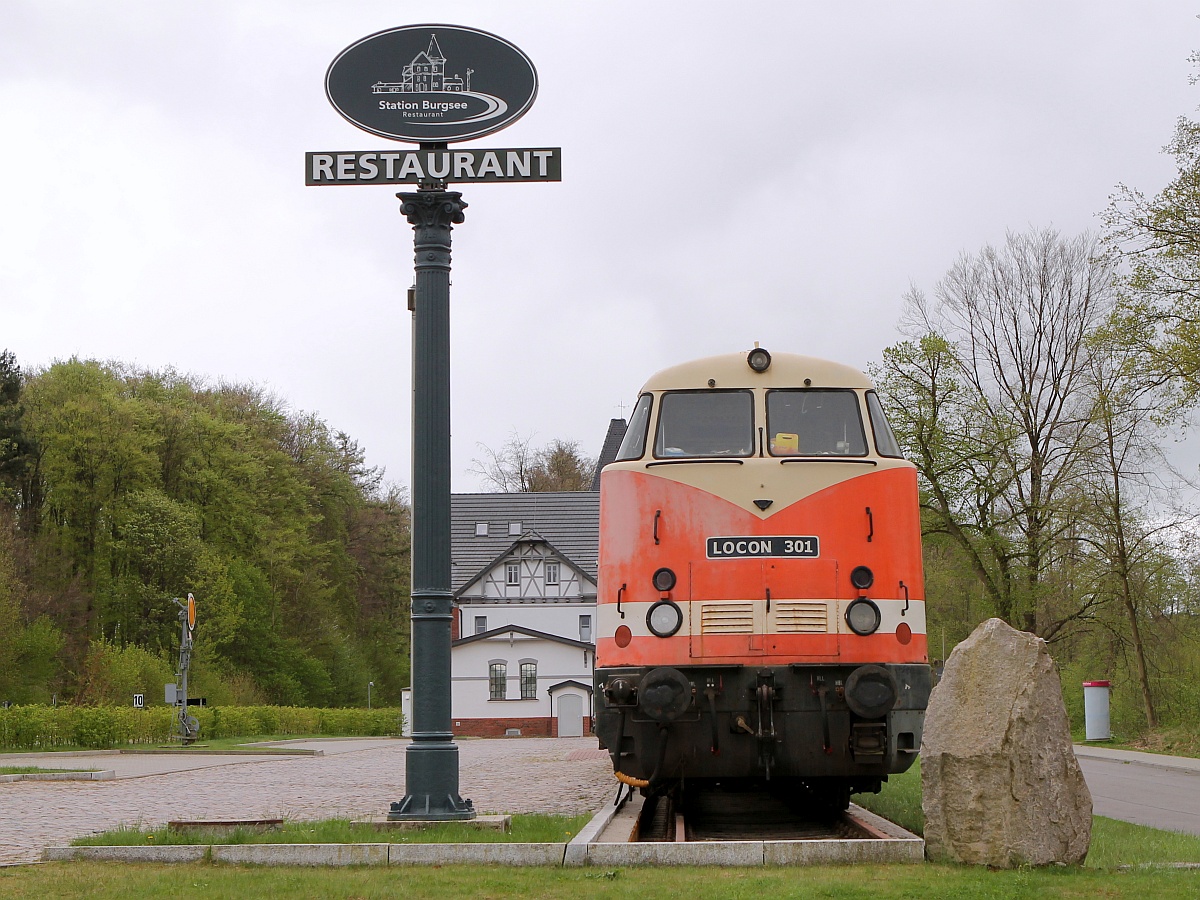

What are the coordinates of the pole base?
(388, 794, 476, 821)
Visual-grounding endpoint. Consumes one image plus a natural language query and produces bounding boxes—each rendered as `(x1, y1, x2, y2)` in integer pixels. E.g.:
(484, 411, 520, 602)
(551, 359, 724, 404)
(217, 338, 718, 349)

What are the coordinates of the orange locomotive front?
(593, 349, 931, 812)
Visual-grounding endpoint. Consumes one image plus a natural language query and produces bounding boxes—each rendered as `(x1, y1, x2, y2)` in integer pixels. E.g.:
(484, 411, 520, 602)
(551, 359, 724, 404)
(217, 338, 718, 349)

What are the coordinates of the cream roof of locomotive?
(639, 352, 875, 392)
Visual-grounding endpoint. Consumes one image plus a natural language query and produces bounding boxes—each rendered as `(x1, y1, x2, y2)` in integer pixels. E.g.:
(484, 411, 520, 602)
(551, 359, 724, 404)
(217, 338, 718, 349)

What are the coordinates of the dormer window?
(508, 522, 522, 536)
(475, 523, 489, 537)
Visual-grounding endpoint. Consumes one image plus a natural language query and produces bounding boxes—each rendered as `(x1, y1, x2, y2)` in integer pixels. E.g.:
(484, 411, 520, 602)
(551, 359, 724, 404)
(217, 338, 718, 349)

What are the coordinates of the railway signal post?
(311, 24, 559, 820)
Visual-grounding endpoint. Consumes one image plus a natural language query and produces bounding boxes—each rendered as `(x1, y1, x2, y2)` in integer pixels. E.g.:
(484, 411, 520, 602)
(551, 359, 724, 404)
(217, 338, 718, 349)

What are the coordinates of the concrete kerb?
(1073, 744, 1200, 776)
(46, 845, 209, 864)
(388, 843, 567, 866)
(0, 749, 121, 761)
(41, 801, 926, 867)
(564, 794, 624, 865)
(42, 843, 567, 867)
(214, 844, 389, 866)
(0, 770, 115, 782)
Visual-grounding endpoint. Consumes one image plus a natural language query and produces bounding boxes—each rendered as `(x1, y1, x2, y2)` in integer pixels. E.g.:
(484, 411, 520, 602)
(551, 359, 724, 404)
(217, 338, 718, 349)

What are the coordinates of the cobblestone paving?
(0, 737, 614, 866)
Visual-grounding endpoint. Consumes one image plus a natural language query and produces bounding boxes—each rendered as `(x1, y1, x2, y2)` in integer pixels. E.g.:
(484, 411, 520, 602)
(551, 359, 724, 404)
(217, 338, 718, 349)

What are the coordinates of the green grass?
(0, 766, 99, 775)
(853, 762, 924, 835)
(71, 814, 593, 847)
(3, 861, 1200, 899)
(0, 733, 343, 756)
(1088, 816, 1200, 867)
(854, 758, 1200, 867)
(1092, 724, 1200, 760)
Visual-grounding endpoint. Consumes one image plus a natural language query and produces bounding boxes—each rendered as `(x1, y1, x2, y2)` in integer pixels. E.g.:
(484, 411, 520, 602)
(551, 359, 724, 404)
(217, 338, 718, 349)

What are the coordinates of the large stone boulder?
(921, 618, 1091, 867)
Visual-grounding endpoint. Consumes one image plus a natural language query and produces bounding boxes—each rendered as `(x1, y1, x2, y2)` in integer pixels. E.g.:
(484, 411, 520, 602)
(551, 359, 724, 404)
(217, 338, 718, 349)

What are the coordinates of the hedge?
(0, 704, 403, 751)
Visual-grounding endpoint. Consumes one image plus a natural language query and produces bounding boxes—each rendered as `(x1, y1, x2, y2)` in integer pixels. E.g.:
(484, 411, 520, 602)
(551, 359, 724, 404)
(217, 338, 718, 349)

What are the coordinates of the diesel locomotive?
(593, 349, 931, 813)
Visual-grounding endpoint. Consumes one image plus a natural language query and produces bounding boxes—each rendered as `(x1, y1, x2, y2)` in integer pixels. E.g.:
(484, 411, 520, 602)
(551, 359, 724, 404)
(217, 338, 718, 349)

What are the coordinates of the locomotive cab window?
(767, 389, 867, 456)
(654, 390, 754, 458)
(615, 394, 653, 461)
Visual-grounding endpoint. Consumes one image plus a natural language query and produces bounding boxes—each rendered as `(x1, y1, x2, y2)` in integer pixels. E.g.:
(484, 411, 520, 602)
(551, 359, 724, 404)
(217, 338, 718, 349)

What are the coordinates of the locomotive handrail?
(617, 583, 627, 619)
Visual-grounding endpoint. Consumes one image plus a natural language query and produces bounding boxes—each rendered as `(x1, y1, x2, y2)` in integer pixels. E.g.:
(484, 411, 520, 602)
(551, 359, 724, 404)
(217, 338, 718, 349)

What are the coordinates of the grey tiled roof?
(451, 492, 600, 591)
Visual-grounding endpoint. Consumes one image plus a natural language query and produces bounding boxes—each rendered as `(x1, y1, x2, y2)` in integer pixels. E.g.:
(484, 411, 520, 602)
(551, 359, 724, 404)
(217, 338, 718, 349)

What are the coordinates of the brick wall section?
(452, 716, 593, 738)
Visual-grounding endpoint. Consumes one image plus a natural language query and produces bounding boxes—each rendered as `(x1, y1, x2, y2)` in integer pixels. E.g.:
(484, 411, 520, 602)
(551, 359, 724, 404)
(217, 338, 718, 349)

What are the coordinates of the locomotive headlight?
(850, 566, 874, 590)
(747, 347, 772, 373)
(845, 598, 882, 636)
(652, 567, 677, 592)
(646, 599, 683, 638)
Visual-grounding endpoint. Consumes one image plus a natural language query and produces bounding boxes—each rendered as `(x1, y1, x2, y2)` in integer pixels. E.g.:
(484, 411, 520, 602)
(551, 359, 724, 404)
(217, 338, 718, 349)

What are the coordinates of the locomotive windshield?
(655, 390, 754, 458)
(767, 389, 867, 456)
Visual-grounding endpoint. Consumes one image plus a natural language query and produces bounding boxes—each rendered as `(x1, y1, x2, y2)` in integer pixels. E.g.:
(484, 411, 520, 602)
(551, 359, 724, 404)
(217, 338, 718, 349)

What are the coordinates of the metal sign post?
(312, 23, 556, 822)
(171, 593, 199, 744)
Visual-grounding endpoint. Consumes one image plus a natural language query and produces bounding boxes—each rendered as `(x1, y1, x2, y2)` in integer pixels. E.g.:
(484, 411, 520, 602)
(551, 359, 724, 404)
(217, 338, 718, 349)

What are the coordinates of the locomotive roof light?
(850, 566, 874, 591)
(747, 347, 772, 373)
(845, 597, 882, 636)
(652, 567, 677, 592)
(646, 599, 684, 638)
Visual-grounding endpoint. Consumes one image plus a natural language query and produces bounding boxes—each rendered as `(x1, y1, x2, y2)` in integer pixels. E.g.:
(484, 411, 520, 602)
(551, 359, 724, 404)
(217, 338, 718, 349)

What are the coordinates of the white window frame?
(545, 561, 560, 587)
(505, 561, 520, 587)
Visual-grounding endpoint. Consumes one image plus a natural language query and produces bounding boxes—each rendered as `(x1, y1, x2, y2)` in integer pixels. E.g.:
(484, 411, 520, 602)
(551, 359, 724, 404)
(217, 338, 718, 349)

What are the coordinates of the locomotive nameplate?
(706, 536, 819, 558)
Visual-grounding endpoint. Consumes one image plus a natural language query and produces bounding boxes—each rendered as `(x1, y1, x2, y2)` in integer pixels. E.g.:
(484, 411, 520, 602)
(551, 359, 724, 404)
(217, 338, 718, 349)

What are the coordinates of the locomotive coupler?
(754, 672, 780, 779)
(814, 675, 833, 754)
(704, 683, 720, 755)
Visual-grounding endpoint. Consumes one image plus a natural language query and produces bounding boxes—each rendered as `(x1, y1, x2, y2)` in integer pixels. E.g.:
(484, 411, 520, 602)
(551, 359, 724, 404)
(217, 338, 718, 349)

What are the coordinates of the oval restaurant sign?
(325, 24, 538, 143)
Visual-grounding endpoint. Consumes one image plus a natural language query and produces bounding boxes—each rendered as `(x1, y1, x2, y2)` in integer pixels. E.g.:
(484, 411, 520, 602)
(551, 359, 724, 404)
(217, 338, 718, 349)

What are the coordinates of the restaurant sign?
(325, 24, 539, 143)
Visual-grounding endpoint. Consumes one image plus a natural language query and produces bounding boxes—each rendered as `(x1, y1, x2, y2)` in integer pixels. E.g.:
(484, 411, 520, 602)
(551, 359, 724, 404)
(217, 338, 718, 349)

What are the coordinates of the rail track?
(632, 785, 900, 843)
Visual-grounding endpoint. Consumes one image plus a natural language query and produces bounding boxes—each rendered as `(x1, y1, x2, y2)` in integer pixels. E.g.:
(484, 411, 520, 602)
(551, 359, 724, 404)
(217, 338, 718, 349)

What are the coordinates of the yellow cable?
(614, 770, 649, 788)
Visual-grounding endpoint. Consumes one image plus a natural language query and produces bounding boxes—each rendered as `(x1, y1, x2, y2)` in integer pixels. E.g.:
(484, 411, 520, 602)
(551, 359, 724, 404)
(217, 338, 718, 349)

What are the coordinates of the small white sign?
(165, 683, 177, 705)
(133, 693, 144, 709)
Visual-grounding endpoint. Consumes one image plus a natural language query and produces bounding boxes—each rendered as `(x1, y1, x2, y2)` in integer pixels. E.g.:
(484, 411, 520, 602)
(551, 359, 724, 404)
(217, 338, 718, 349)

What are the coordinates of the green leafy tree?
(5, 360, 412, 706)
(1104, 60, 1200, 408)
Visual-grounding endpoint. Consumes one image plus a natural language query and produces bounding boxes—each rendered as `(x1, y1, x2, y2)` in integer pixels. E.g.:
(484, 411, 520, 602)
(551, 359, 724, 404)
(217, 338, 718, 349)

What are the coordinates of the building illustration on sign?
(372, 34, 474, 94)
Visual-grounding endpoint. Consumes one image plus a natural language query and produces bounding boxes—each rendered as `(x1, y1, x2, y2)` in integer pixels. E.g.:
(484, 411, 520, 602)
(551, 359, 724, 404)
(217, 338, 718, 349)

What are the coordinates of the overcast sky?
(3, 2, 1198, 492)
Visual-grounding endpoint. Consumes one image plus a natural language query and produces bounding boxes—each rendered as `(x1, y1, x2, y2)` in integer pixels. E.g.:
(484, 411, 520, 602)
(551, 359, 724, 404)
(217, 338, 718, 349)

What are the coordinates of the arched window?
(519, 661, 538, 699)
(489, 661, 507, 700)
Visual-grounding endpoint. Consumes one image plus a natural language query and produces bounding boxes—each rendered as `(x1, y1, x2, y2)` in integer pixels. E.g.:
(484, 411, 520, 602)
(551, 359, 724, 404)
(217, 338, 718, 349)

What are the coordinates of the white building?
(448, 492, 600, 737)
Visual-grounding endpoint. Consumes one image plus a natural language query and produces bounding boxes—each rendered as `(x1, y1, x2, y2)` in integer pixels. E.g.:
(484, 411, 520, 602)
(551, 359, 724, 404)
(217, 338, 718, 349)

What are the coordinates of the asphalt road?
(1075, 747, 1200, 836)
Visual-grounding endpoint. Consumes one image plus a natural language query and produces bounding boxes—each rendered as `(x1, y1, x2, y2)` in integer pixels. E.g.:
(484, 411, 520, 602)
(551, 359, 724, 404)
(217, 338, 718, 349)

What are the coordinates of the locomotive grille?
(699, 602, 755, 633)
(774, 601, 829, 633)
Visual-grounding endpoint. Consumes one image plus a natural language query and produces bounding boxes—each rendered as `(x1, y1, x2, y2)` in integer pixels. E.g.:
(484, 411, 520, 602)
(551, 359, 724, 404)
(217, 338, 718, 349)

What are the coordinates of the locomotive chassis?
(595, 661, 931, 803)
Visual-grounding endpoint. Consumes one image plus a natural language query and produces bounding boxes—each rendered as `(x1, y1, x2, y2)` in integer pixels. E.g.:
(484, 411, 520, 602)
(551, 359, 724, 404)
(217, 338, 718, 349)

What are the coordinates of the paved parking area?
(0, 737, 614, 866)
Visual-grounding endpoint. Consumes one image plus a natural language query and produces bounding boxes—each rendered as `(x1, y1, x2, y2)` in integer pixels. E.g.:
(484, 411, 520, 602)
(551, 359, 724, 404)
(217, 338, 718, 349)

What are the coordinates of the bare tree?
(470, 432, 596, 492)
(878, 228, 1117, 636)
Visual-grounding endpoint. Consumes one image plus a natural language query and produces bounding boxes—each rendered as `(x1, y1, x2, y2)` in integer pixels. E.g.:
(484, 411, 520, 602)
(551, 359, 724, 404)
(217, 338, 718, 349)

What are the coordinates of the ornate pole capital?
(398, 191, 467, 230)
